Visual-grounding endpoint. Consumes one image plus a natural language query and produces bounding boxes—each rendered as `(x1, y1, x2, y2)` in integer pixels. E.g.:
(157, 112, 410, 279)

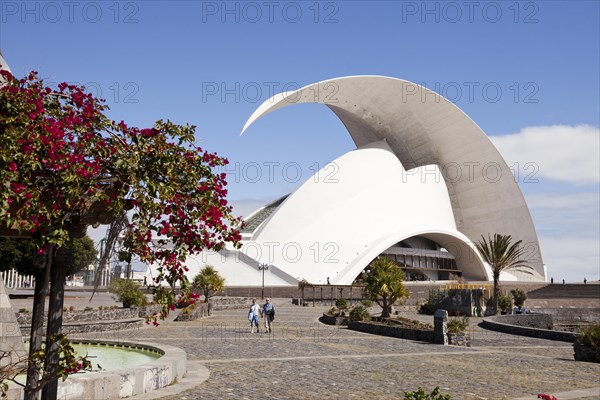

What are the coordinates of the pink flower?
(8, 162, 17, 172)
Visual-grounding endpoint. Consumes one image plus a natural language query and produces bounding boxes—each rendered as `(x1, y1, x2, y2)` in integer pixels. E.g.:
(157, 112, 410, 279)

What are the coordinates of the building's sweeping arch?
(241, 76, 545, 282)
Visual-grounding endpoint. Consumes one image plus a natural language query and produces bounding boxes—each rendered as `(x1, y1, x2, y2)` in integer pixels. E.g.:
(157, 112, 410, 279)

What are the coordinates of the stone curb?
(127, 360, 209, 399)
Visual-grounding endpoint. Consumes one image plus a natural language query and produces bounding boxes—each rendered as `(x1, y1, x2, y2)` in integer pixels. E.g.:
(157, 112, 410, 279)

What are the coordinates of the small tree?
(497, 293, 512, 314)
(298, 278, 309, 304)
(362, 257, 409, 319)
(335, 297, 348, 311)
(349, 305, 370, 322)
(192, 265, 225, 302)
(475, 234, 530, 315)
(109, 278, 147, 308)
(510, 288, 528, 311)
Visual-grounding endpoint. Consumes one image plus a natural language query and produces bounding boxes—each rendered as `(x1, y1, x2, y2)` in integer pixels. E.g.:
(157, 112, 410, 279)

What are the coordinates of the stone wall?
(347, 320, 434, 343)
(493, 314, 554, 329)
(481, 315, 577, 342)
(16, 305, 162, 326)
(211, 297, 251, 310)
(17, 305, 162, 336)
(319, 313, 347, 326)
(175, 303, 209, 321)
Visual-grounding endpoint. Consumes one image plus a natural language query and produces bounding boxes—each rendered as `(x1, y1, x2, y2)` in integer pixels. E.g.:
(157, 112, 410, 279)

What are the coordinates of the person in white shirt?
(248, 298, 261, 333)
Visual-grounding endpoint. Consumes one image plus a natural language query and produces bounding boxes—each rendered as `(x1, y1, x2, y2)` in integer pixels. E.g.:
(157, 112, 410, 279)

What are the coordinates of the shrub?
(349, 305, 370, 321)
(181, 303, 197, 315)
(19, 308, 29, 313)
(84, 306, 94, 311)
(109, 278, 147, 308)
(498, 293, 512, 313)
(328, 306, 339, 316)
(361, 299, 373, 308)
(335, 298, 348, 310)
(404, 386, 451, 400)
(419, 290, 444, 315)
(69, 305, 75, 312)
(447, 316, 469, 334)
(391, 317, 433, 330)
(510, 288, 528, 309)
(575, 324, 600, 347)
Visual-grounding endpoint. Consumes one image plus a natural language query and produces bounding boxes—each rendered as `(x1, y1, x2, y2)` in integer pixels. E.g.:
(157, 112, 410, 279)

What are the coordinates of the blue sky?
(1, 1, 599, 281)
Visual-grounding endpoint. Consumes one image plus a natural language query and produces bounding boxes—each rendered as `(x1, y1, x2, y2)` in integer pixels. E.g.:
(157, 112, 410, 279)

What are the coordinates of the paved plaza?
(9, 292, 599, 399)
(68, 297, 600, 400)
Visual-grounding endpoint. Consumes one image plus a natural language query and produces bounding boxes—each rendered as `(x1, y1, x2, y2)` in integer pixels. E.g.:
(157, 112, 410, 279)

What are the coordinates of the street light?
(258, 263, 269, 299)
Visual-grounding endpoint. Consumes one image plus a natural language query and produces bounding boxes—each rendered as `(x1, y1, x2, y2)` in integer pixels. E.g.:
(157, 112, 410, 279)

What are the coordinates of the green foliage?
(476, 234, 530, 315)
(447, 316, 469, 334)
(192, 265, 225, 301)
(362, 257, 409, 318)
(404, 386, 452, 400)
(84, 307, 94, 311)
(510, 288, 528, 309)
(419, 290, 445, 315)
(361, 299, 373, 308)
(498, 293, 512, 313)
(19, 308, 29, 313)
(0, 236, 96, 277)
(109, 278, 147, 308)
(328, 306, 338, 316)
(349, 305, 370, 322)
(335, 298, 348, 310)
(181, 303, 197, 315)
(575, 324, 600, 348)
(298, 278, 310, 289)
(0, 71, 243, 323)
(68, 235, 97, 275)
(0, 237, 39, 275)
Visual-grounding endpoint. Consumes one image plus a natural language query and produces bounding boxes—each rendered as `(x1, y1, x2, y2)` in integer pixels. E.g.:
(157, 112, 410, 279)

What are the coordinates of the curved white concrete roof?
(241, 76, 545, 281)
(242, 140, 492, 283)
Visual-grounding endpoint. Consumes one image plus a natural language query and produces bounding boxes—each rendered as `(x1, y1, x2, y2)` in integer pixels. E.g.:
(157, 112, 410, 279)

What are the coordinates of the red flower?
(8, 162, 17, 172)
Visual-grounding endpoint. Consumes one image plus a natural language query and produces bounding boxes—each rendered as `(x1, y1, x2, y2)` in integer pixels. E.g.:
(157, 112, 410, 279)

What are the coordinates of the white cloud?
(491, 125, 599, 185)
(525, 192, 599, 282)
(539, 236, 600, 282)
(526, 191, 599, 238)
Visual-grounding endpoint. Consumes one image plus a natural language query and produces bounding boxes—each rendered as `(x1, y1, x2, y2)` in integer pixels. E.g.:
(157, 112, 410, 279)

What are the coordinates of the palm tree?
(298, 278, 310, 305)
(476, 234, 530, 315)
(362, 257, 409, 319)
(192, 265, 225, 302)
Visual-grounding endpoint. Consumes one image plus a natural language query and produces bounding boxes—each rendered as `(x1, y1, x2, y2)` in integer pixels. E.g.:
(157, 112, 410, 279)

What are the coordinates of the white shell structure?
(164, 76, 545, 286)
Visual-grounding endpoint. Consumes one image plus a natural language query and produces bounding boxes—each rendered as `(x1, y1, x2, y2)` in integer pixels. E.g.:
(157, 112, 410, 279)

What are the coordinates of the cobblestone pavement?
(86, 300, 599, 400)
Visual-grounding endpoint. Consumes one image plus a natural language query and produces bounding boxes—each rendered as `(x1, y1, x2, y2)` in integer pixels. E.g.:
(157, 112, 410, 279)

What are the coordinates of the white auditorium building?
(150, 76, 546, 287)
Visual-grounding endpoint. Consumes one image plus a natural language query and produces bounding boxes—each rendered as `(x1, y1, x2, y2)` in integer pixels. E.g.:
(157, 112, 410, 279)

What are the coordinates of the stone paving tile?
(81, 302, 600, 400)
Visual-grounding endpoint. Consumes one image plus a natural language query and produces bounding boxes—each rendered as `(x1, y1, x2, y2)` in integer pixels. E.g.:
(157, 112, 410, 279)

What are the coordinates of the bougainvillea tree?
(0, 67, 242, 398)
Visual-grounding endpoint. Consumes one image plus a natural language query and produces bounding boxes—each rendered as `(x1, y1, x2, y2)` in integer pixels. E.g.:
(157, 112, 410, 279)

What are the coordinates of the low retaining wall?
(17, 306, 161, 336)
(7, 340, 186, 400)
(211, 297, 250, 311)
(347, 321, 434, 343)
(20, 318, 144, 337)
(176, 303, 209, 321)
(319, 313, 347, 326)
(16, 305, 162, 326)
(493, 313, 554, 329)
(481, 315, 577, 342)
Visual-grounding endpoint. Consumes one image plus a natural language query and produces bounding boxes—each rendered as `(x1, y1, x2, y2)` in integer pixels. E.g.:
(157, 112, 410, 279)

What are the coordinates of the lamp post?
(258, 263, 269, 299)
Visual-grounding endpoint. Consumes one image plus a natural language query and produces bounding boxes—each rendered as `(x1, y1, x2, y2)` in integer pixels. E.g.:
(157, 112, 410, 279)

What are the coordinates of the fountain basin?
(8, 340, 186, 400)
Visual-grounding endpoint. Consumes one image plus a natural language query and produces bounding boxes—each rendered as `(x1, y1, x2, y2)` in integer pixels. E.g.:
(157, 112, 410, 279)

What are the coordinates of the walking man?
(262, 298, 275, 333)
